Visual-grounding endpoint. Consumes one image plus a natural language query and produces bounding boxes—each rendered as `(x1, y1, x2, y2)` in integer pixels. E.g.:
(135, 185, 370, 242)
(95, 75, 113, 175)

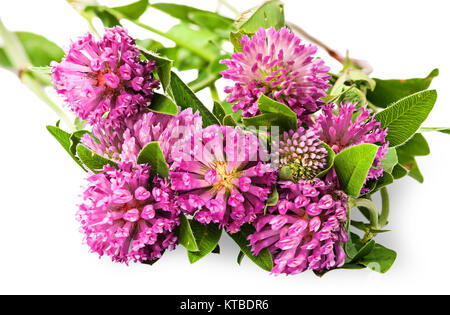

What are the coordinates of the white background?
(1, 0, 449, 294)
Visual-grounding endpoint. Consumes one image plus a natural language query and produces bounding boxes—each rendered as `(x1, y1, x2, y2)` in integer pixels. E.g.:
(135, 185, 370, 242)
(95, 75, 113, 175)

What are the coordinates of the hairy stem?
(0, 19, 75, 131)
(22, 73, 76, 131)
(217, 0, 240, 15)
(0, 18, 29, 70)
(286, 22, 373, 74)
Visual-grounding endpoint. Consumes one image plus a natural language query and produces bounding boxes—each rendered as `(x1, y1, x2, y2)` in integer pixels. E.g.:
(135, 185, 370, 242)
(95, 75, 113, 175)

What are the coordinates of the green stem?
(0, 18, 29, 70)
(132, 20, 215, 62)
(362, 231, 374, 244)
(86, 19, 101, 39)
(419, 127, 450, 133)
(354, 198, 379, 230)
(22, 73, 76, 132)
(217, 0, 240, 16)
(104, 8, 215, 62)
(379, 187, 390, 228)
(210, 83, 219, 102)
(66, 0, 101, 38)
(190, 74, 221, 92)
(0, 18, 76, 131)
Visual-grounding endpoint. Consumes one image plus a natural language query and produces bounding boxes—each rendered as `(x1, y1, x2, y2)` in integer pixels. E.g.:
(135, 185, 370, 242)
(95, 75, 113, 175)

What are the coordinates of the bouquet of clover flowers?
(0, 0, 447, 276)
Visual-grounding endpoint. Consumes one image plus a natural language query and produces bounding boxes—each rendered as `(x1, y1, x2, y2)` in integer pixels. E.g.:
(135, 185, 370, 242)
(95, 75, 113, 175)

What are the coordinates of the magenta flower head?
(220, 27, 330, 124)
(315, 102, 388, 188)
(278, 128, 328, 181)
(170, 125, 277, 233)
(81, 108, 203, 164)
(77, 163, 179, 263)
(52, 26, 159, 126)
(248, 179, 348, 275)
